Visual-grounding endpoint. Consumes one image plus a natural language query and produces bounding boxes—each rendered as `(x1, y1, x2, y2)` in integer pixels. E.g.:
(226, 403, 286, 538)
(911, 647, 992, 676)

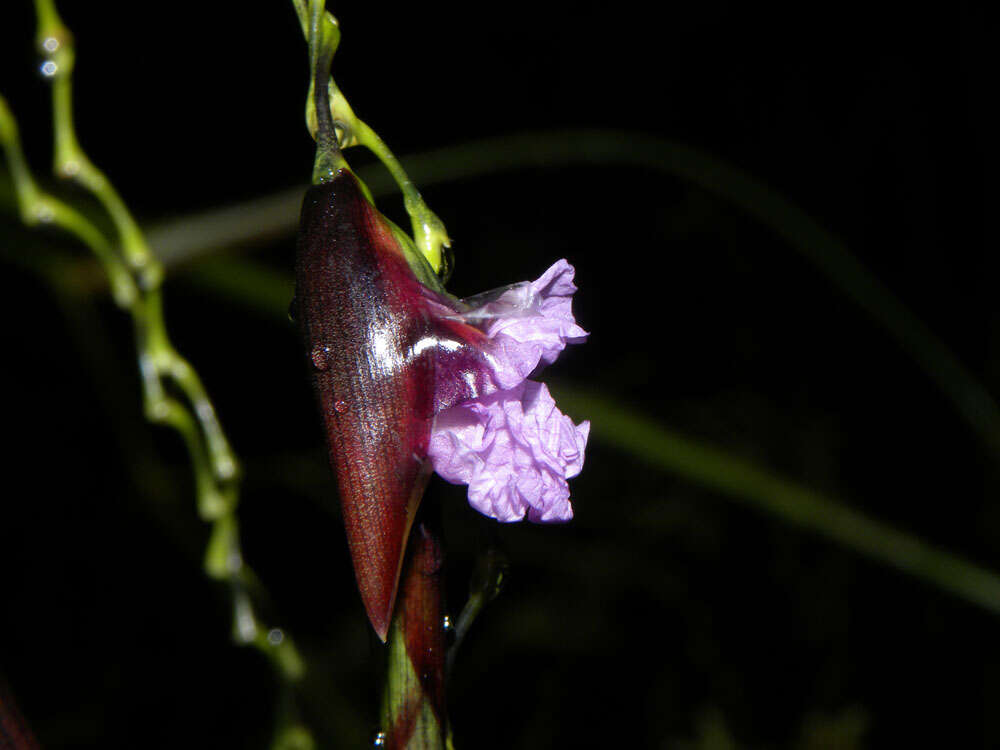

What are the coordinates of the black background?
(1, 2, 998, 747)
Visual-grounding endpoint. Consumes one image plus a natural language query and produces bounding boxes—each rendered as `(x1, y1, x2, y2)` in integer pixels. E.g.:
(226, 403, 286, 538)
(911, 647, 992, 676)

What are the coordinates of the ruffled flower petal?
(475, 260, 589, 389)
(421, 260, 586, 412)
(428, 380, 590, 523)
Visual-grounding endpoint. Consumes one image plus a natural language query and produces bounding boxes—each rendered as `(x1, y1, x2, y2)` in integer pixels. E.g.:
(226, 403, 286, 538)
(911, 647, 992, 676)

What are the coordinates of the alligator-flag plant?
(291, 1, 588, 746)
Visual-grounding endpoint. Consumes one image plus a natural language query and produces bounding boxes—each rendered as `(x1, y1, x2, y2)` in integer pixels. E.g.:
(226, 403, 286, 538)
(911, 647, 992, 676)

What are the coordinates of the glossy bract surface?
(296, 170, 469, 639)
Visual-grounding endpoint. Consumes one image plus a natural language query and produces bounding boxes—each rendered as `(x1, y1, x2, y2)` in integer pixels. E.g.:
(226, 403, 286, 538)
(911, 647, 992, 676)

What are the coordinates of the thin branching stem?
(1, 4, 311, 745)
(291, 0, 450, 274)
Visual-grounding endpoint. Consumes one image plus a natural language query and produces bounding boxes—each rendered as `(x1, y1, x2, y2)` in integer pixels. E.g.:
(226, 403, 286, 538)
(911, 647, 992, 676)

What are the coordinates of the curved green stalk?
(446, 547, 508, 681)
(0, 96, 136, 308)
(32, 1, 237, 486)
(2, 5, 309, 744)
(290, 0, 450, 274)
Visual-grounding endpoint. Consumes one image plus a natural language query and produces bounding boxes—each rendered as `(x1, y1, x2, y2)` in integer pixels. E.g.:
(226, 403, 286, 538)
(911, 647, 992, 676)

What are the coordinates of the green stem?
(290, 0, 449, 273)
(306, 0, 347, 184)
(446, 546, 508, 680)
(35, 0, 157, 280)
(1, 6, 310, 741)
(0, 96, 136, 307)
(349, 116, 451, 276)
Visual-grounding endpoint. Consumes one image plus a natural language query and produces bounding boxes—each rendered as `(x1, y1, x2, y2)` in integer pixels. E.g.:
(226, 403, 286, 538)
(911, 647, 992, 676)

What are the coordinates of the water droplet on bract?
(287, 297, 297, 323)
(334, 399, 347, 413)
(442, 615, 453, 632)
(39, 60, 58, 77)
(310, 345, 330, 370)
(267, 627, 284, 646)
(42, 37, 60, 53)
(372, 731, 387, 747)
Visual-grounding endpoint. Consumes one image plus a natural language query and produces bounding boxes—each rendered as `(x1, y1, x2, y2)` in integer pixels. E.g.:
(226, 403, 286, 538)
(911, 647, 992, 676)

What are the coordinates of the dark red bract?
(296, 170, 435, 640)
(295, 169, 496, 640)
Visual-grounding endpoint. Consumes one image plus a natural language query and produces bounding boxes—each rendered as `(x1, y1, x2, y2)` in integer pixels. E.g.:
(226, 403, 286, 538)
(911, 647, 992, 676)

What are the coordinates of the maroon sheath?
(295, 169, 434, 641)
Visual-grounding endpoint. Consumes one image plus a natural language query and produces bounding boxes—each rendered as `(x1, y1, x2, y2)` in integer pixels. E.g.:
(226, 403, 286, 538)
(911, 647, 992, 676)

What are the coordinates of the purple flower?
(427, 260, 590, 522)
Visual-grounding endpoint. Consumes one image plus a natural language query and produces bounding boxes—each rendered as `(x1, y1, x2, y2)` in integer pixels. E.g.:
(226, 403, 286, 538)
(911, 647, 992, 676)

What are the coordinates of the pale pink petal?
(434, 260, 589, 392)
(428, 380, 588, 523)
(484, 260, 588, 378)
